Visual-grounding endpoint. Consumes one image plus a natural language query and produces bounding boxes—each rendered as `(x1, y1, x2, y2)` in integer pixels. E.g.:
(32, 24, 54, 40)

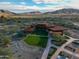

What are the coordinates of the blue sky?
(0, 0, 78, 13)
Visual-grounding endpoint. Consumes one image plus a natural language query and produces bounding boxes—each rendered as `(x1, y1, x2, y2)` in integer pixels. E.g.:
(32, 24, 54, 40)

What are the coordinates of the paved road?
(41, 34, 52, 59)
(51, 36, 79, 59)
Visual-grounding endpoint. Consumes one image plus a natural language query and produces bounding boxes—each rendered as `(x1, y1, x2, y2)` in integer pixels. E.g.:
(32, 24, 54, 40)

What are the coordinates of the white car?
(57, 55, 69, 59)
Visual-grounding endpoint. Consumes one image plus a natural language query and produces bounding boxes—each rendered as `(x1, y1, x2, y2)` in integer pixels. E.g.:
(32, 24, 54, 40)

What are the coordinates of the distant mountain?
(0, 10, 16, 15)
(19, 11, 42, 15)
(44, 8, 79, 14)
(1, 8, 79, 16)
(0, 8, 79, 18)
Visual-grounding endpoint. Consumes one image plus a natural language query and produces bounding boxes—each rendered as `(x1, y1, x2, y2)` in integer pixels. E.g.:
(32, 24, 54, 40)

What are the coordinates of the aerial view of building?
(0, 0, 79, 59)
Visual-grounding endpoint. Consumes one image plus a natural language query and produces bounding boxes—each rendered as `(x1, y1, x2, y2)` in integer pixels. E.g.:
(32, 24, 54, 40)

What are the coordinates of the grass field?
(24, 34, 48, 48)
(24, 26, 48, 48)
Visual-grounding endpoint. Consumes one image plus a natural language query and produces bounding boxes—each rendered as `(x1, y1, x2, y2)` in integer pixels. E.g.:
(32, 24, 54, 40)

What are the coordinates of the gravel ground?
(10, 40, 44, 59)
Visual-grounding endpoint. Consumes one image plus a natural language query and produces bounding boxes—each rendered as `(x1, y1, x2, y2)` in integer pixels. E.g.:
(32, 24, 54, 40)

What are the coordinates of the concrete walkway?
(64, 49, 79, 58)
(41, 34, 79, 59)
(51, 36, 79, 59)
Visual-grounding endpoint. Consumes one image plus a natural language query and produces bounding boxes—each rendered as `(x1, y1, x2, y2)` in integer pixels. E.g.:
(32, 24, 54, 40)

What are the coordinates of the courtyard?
(24, 26, 48, 48)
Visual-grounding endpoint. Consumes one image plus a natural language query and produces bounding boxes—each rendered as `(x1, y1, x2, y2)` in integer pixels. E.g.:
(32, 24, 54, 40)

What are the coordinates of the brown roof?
(49, 26, 64, 31)
(35, 23, 49, 28)
(48, 25, 55, 28)
(24, 26, 34, 32)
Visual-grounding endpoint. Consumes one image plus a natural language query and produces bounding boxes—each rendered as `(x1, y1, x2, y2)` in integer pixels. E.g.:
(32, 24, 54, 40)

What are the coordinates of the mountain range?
(44, 8, 79, 14)
(0, 8, 79, 16)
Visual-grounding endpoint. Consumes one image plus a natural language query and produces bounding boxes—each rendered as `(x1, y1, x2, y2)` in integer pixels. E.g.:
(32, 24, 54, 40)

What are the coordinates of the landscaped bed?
(51, 34, 67, 46)
(51, 40, 67, 46)
(24, 34, 48, 48)
(47, 47, 57, 59)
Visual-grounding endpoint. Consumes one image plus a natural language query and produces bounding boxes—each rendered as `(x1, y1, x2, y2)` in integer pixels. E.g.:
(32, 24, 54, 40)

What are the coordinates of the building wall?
(52, 31, 63, 35)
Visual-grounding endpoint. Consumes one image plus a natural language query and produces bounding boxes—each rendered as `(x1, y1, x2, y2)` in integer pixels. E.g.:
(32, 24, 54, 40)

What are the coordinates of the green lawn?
(24, 34, 48, 48)
(24, 27, 48, 48)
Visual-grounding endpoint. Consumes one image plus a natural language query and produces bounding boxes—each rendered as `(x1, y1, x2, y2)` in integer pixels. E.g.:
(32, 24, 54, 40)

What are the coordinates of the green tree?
(2, 36, 11, 46)
(53, 34, 65, 42)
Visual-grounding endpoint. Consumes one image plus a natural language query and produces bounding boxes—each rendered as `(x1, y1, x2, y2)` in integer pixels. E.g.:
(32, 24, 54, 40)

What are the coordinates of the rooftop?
(49, 26, 64, 31)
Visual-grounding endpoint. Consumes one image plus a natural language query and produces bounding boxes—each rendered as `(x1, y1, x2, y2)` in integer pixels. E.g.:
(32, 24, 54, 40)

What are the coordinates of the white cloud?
(0, 0, 79, 13)
(41, 5, 64, 12)
(0, 2, 64, 13)
(67, 0, 79, 9)
(0, 2, 41, 13)
(20, 2, 26, 5)
(0, 2, 11, 4)
(33, 0, 63, 4)
(33, 0, 43, 4)
(33, 0, 79, 9)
